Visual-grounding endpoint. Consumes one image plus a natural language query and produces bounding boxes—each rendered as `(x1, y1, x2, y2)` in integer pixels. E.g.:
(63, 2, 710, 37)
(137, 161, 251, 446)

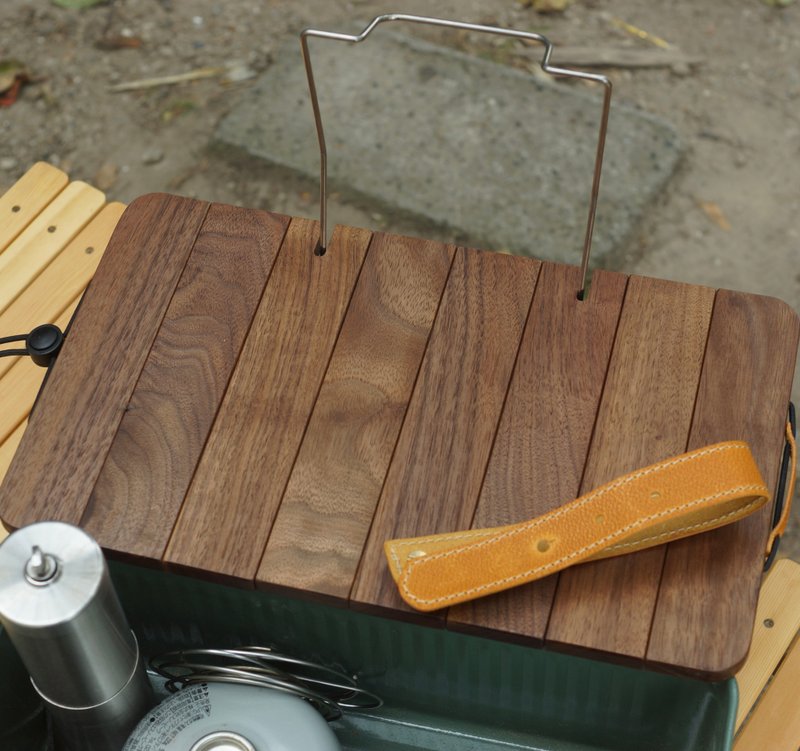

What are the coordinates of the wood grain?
(0, 162, 68, 252)
(82, 205, 290, 559)
(448, 265, 627, 641)
(0, 194, 209, 531)
(733, 631, 800, 751)
(0, 421, 25, 488)
(546, 275, 715, 662)
(647, 291, 800, 678)
(0, 203, 124, 381)
(0, 420, 25, 544)
(258, 233, 456, 599)
(351, 248, 540, 615)
(735, 559, 800, 729)
(164, 220, 371, 584)
(0, 161, 796, 676)
(0, 181, 105, 314)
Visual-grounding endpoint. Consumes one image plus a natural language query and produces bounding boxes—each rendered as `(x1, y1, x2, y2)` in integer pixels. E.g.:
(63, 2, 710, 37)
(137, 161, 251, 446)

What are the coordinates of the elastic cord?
(0, 332, 28, 357)
(765, 417, 797, 560)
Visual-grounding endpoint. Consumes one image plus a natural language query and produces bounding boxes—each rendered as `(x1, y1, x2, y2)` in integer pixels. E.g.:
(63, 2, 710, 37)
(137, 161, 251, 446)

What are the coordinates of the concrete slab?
(217, 30, 682, 265)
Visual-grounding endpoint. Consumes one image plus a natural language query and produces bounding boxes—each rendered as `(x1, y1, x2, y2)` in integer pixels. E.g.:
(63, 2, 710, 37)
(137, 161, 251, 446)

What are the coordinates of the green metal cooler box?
(1, 562, 737, 751)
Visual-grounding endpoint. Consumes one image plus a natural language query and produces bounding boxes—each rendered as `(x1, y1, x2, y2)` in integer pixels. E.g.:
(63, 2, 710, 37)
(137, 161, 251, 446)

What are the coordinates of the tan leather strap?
(384, 441, 770, 612)
(766, 421, 797, 557)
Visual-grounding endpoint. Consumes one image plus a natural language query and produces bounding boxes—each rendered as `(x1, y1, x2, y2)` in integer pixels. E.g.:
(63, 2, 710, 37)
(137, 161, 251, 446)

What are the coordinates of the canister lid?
(190, 732, 256, 751)
(0, 521, 104, 628)
(125, 683, 341, 751)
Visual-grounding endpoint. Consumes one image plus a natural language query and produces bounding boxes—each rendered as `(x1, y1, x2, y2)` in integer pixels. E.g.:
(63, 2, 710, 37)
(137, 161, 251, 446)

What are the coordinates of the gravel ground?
(2, 0, 799, 558)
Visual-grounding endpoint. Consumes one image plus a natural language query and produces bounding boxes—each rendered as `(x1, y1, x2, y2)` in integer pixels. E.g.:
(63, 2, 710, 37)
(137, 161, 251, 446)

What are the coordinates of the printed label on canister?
(124, 681, 341, 750)
(125, 684, 211, 750)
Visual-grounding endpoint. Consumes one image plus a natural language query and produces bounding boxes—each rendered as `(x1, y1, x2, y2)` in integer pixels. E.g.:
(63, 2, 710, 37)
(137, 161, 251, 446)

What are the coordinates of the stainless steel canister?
(0, 521, 153, 750)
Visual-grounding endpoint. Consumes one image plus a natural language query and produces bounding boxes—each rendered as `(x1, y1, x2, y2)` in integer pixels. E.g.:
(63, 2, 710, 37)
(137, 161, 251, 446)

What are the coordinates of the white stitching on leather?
(390, 442, 749, 579)
(391, 442, 748, 559)
(398, 479, 766, 606)
(602, 497, 763, 551)
(388, 528, 497, 576)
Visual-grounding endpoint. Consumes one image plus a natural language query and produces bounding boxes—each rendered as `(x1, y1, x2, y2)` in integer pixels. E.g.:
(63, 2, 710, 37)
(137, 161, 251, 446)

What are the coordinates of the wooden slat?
(647, 292, 800, 678)
(733, 631, 800, 751)
(0, 420, 24, 543)
(0, 194, 210, 531)
(545, 276, 715, 662)
(735, 559, 800, 729)
(0, 351, 52, 439)
(82, 205, 290, 559)
(0, 203, 125, 381)
(0, 300, 78, 445)
(258, 233, 456, 599)
(164, 220, 371, 584)
(351, 248, 540, 615)
(448, 265, 627, 641)
(0, 181, 105, 314)
(0, 421, 26, 490)
(0, 168, 795, 675)
(0, 162, 68, 252)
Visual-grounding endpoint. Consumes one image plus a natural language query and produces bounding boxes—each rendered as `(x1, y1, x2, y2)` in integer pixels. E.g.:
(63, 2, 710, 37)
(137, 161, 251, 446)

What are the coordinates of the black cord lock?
(0, 324, 64, 368)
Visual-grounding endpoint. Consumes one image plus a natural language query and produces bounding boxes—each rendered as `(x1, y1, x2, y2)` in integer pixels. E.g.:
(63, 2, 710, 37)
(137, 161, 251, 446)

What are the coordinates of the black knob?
(26, 324, 64, 368)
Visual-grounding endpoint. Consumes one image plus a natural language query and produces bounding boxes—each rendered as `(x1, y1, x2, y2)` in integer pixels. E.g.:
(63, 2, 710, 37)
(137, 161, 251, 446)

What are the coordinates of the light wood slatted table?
(0, 180, 797, 688)
(0, 164, 124, 507)
(734, 558, 800, 750)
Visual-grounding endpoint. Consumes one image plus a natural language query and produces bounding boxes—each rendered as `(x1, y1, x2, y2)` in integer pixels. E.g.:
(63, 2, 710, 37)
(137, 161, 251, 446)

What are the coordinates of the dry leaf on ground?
(522, 0, 572, 12)
(698, 200, 731, 231)
(0, 60, 31, 107)
(95, 35, 144, 50)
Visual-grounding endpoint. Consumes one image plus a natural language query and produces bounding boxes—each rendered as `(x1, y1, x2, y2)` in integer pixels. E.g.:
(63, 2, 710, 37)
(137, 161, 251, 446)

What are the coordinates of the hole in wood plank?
(85, 246, 95, 254)
(577, 273, 594, 301)
(11, 205, 20, 213)
(763, 618, 774, 628)
(47, 225, 56, 233)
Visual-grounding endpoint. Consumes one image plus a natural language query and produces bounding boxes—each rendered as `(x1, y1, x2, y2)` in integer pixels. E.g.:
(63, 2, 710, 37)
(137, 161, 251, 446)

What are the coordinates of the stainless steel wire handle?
(150, 646, 382, 722)
(300, 13, 612, 296)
